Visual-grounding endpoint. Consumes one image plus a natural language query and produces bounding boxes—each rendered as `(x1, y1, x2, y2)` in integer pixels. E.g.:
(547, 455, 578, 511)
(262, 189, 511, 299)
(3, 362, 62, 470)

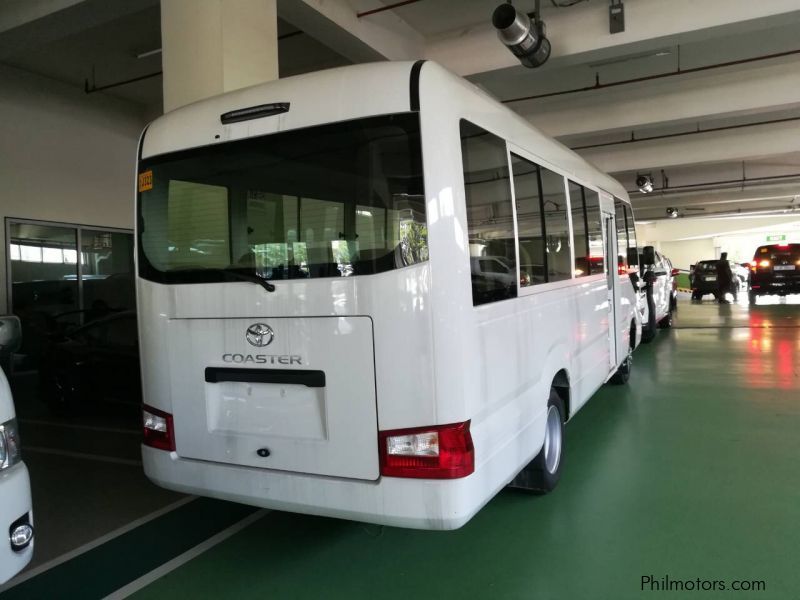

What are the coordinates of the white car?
(639, 247, 677, 342)
(0, 316, 34, 584)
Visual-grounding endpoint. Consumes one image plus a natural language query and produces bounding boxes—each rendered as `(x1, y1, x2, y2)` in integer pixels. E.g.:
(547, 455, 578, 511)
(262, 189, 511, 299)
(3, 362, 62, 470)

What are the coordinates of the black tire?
(658, 310, 673, 329)
(748, 291, 757, 305)
(691, 292, 701, 301)
(610, 336, 633, 385)
(509, 389, 565, 493)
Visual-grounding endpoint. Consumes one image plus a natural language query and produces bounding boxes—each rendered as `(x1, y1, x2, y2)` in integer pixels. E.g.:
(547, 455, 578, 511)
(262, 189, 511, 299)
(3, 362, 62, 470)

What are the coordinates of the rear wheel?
(658, 309, 673, 329)
(610, 331, 633, 385)
(691, 291, 701, 301)
(509, 389, 564, 493)
(748, 290, 757, 305)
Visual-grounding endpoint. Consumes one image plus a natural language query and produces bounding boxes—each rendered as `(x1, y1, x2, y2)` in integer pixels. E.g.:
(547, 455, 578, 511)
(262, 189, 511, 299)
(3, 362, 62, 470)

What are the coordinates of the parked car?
(690, 260, 741, 301)
(748, 243, 800, 304)
(0, 316, 34, 584)
(639, 246, 677, 342)
(39, 311, 140, 414)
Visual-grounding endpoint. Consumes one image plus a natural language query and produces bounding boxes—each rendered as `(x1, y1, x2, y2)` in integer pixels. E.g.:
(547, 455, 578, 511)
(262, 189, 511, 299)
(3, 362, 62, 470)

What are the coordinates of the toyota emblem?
(245, 323, 274, 347)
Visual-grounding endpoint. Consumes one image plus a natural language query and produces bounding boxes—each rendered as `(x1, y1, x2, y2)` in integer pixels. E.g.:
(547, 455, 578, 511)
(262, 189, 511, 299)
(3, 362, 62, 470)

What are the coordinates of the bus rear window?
(137, 113, 426, 284)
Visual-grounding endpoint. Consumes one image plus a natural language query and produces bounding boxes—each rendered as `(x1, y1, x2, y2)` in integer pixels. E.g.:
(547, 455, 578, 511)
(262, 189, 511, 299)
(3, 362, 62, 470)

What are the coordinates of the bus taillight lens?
(379, 421, 474, 479)
(143, 405, 175, 451)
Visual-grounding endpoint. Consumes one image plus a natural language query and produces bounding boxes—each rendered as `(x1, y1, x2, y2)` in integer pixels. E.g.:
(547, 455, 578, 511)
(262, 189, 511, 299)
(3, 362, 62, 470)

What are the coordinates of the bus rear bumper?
(142, 445, 491, 530)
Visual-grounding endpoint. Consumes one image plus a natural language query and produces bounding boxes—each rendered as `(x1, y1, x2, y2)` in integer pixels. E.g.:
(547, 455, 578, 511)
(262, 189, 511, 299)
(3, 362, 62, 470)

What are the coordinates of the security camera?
(666, 207, 678, 218)
(636, 174, 654, 194)
(492, 4, 551, 69)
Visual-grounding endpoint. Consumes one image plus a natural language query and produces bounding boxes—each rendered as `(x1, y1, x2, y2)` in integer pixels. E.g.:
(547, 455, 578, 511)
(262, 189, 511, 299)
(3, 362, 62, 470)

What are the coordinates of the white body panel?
(0, 370, 33, 584)
(138, 61, 640, 529)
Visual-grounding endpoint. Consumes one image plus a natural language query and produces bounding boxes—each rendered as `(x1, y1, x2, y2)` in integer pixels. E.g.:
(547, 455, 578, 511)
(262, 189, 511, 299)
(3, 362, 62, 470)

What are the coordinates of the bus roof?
(141, 61, 629, 202)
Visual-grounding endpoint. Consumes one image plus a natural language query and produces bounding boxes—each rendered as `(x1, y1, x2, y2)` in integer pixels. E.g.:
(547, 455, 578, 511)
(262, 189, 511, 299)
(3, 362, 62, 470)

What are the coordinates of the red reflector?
(752, 285, 761, 289)
(142, 404, 175, 452)
(379, 421, 474, 479)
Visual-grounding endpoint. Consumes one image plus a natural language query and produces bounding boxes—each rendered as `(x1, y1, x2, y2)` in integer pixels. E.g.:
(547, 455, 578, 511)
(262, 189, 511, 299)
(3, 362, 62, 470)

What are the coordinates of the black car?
(39, 311, 140, 413)
(690, 260, 740, 301)
(748, 243, 800, 303)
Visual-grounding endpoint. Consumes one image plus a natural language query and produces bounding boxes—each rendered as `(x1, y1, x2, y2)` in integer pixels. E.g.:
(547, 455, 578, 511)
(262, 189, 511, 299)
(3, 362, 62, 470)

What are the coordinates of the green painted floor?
(4, 299, 799, 599)
(129, 301, 799, 600)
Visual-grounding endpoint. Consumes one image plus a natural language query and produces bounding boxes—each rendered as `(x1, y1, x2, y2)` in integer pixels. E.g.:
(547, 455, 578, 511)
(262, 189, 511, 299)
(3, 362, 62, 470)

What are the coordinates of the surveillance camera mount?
(493, 1, 551, 68)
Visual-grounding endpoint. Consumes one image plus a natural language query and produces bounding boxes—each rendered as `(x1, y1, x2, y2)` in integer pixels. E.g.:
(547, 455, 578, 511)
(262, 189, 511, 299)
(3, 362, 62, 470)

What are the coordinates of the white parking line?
(103, 509, 269, 599)
(18, 419, 141, 435)
(22, 446, 143, 466)
(0, 496, 196, 593)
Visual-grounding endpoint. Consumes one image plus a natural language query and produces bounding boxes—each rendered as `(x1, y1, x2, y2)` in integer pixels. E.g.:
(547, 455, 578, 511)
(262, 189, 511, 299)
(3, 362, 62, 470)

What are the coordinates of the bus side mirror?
(642, 246, 656, 265)
(626, 247, 639, 268)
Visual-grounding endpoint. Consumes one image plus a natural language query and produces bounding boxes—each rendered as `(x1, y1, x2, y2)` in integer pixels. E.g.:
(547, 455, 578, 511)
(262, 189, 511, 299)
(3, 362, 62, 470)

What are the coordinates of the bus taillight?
(379, 421, 474, 479)
(143, 405, 175, 451)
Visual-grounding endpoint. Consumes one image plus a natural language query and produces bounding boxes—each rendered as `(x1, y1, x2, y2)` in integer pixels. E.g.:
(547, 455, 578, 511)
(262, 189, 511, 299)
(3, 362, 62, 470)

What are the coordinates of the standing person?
(716, 252, 733, 304)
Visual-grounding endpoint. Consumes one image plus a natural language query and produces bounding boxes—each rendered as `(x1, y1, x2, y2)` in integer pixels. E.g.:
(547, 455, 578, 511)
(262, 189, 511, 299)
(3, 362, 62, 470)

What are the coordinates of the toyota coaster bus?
(136, 61, 642, 530)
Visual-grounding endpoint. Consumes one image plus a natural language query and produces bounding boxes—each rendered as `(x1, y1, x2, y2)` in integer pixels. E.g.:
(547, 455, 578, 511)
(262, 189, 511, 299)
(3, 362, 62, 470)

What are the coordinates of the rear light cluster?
(379, 421, 474, 479)
(142, 405, 175, 451)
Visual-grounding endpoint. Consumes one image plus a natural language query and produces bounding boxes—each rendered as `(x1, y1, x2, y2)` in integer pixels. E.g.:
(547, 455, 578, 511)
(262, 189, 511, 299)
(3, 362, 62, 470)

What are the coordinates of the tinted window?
(614, 198, 628, 272)
(568, 181, 590, 278)
(461, 121, 517, 306)
(511, 155, 544, 286)
(138, 113, 426, 285)
(512, 156, 570, 285)
(584, 189, 605, 274)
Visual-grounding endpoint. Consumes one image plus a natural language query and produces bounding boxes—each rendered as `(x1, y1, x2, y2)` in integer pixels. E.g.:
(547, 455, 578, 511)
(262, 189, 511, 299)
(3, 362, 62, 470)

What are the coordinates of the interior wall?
(656, 239, 716, 272)
(0, 64, 146, 314)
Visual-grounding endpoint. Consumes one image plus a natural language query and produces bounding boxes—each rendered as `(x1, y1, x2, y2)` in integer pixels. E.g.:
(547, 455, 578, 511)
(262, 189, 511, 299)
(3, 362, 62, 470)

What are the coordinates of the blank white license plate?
(774, 265, 796, 271)
(705, 276, 716, 281)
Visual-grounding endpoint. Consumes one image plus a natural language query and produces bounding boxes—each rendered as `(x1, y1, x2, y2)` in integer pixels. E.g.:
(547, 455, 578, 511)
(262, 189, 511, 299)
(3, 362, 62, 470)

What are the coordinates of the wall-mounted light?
(492, 2, 551, 69)
(636, 174, 654, 194)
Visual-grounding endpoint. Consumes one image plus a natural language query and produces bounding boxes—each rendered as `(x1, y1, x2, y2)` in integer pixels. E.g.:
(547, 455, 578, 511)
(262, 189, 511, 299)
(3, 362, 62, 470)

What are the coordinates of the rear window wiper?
(167, 266, 276, 292)
(221, 268, 276, 293)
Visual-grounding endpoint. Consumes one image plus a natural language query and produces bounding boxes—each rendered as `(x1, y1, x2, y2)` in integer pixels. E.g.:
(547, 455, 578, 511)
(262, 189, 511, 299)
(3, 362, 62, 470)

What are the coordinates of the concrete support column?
(161, 0, 278, 113)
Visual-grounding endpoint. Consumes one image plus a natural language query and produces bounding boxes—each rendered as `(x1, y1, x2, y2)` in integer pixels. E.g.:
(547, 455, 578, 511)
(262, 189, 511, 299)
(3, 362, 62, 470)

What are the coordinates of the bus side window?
(584, 189, 604, 274)
(568, 180, 590, 278)
(624, 204, 637, 268)
(614, 197, 628, 274)
(460, 120, 517, 306)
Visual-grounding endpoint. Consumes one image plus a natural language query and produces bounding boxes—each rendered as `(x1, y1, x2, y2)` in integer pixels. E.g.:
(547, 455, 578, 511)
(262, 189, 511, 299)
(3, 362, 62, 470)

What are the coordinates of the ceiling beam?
(276, 0, 423, 64)
(0, 0, 158, 60)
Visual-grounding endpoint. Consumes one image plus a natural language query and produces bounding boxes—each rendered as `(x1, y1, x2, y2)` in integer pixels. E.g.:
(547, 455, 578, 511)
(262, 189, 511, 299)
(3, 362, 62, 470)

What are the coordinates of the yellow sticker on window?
(138, 170, 153, 192)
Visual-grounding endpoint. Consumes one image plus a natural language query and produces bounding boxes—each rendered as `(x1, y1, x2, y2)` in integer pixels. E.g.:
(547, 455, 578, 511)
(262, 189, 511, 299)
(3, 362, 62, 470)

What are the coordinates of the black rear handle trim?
(205, 367, 325, 387)
(220, 102, 290, 124)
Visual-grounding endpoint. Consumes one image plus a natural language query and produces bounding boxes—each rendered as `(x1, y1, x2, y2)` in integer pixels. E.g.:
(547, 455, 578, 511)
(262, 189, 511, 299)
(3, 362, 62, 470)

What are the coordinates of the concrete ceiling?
(2, 0, 800, 224)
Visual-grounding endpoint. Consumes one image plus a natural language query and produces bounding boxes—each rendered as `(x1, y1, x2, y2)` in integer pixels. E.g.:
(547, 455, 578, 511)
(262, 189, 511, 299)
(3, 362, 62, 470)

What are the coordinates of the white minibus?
(136, 61, 642, 530)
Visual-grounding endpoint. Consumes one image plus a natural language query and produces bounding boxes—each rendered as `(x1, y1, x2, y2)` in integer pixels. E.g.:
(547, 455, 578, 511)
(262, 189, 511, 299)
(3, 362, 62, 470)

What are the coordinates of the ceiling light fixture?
(636, 174, 654, 194)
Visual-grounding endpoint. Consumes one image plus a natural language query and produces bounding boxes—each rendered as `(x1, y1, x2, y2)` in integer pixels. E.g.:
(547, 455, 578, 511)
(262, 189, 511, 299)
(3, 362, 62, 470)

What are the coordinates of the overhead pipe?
(503, 47, 800, 104)
(571, 115, 800, 151)
(85, 31, 305, 94)
(357, 0, 423, 18)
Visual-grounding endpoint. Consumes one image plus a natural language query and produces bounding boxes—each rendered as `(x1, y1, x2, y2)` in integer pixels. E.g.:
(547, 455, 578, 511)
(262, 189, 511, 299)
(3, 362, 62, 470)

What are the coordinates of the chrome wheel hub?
(543, 404, 562, 474)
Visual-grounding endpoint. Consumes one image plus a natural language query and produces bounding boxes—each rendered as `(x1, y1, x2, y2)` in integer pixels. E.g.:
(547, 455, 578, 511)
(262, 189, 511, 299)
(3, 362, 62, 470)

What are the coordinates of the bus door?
(600, 195, 618, 373)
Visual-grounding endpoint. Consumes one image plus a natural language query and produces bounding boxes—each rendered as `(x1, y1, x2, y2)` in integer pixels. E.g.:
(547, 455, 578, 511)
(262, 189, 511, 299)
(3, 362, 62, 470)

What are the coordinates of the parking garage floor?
(1, 296, 798, 599)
